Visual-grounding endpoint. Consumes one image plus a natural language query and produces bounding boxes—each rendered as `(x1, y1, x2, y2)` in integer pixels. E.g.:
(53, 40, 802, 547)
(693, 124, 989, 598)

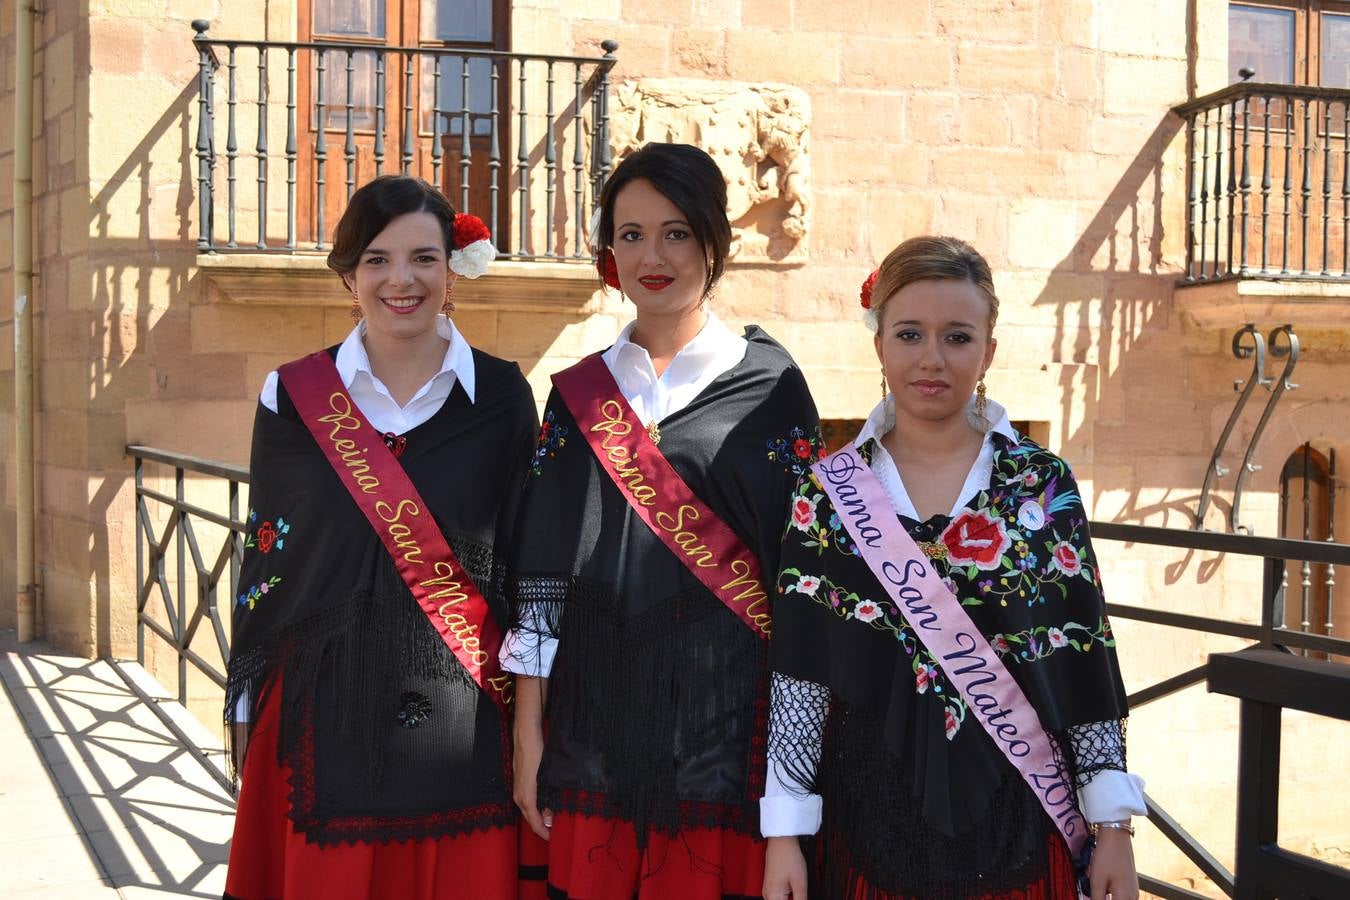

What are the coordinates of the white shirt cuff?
(760, 757, 824, 837)
(499, 628, 558, 677)
(232, 691, 250, 723)
(759, 792, 822, 838)
(1079, 769, 1147, 823)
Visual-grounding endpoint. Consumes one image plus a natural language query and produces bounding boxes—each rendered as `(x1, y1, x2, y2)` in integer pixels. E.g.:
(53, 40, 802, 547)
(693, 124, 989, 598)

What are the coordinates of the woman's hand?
(512, 676, 552, 841)
(763, 835, 808, 900)
(1089, 826, 1139, 900)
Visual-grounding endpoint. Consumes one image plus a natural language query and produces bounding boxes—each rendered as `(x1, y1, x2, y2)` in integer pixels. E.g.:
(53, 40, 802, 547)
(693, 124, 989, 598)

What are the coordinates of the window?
(1229, 1, 1350, 87)
(300, 0, 511, 243)
(1278, 444, 1341, 657)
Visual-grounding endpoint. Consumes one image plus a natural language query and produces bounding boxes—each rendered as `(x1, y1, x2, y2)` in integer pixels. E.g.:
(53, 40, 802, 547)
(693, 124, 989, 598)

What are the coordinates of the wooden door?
(297, 0, 511, 249)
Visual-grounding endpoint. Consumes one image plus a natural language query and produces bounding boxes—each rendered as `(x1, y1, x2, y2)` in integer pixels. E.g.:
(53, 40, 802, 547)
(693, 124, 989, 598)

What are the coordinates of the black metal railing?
(1089, 521, 1350, 900)
(1208, 648, 1350, 900)
(1175, 80, 1350, 283)
(190, 20, 617, 260)
(126, 445, 1350, 896)
(130, 445, 247, 705)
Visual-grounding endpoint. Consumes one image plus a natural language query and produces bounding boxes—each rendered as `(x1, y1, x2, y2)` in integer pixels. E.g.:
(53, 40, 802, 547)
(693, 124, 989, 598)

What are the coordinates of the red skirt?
(818, 828, 1079, 900)
(535, 811, 765, 900)
(225, 688, 534, 900)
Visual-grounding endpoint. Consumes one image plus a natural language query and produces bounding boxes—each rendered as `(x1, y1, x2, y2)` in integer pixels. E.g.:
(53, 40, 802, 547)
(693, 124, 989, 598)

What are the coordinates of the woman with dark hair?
(503, 142, 822, 898)
(760, 236, 1144, 900)
(223, 175, 537, 900)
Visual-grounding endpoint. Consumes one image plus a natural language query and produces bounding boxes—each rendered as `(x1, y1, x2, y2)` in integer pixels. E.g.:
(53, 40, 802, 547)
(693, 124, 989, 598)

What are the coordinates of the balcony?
(187, 21, 617, 309)
(1173, 80, 1350, 328)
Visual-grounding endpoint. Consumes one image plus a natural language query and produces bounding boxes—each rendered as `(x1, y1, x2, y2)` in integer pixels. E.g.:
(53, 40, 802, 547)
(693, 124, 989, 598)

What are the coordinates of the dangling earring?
(442, 282, 456, 316)
(349, 290, 363, 322)
(880, 368, 888, 403)
(976, 378, 988, 419)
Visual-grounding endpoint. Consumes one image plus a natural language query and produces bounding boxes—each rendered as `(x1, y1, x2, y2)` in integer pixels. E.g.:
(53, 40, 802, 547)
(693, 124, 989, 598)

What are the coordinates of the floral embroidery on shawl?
(237, 576, 282, 610)
(530, 409, 568, 478)
(777, 435, 1116, 739)
(244, 509, 292, 554)
(767, 425, 826, 477)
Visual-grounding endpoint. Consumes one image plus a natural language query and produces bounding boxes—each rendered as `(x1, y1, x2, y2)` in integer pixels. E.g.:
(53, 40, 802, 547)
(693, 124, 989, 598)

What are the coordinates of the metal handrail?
(1174, 81, 1350, 117)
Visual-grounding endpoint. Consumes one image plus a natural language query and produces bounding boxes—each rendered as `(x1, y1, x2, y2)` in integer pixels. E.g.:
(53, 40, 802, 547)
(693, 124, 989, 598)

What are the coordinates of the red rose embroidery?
(943, 707, 959, 740)
(940, 508, 1011, 571)
(1050, 541, 1082, 577)
(793, 438, 813, 459)
(255, 521, 277, 554)
(791, 496, 817, 530)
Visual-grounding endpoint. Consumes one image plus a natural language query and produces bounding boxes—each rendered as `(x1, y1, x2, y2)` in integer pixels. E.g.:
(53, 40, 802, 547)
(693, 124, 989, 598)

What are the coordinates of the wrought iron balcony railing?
(1175, 80, 1350, 284)
(189, 21, 617, 261)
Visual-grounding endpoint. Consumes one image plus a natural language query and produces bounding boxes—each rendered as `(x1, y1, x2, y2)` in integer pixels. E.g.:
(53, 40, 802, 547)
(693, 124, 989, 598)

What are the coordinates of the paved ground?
(0, 630, 234, 898)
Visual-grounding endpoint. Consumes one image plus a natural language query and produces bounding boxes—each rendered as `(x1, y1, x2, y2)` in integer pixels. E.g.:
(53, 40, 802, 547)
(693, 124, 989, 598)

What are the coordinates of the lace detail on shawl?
(768, 671, 830, 796)
(1060, 719, 1127, 790)
(814, 701, 1055, 898)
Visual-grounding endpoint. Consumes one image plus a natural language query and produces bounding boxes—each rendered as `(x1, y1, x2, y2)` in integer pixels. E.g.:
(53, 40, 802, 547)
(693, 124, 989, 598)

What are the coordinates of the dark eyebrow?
(893, 319, 979, 329)
(362, 246, 443, 256)
(617, 219, 691, 229)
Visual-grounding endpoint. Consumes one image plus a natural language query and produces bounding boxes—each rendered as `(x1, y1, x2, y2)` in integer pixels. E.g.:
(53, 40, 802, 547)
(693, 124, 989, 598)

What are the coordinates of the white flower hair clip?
(449, 213, 497, 278)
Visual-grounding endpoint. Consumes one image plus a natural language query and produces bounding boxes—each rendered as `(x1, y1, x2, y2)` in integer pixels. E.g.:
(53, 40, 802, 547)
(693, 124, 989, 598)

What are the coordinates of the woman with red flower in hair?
(223, 175, 539, 900)
(762, 236, 1144, 900)
(500, 143, 821, 899)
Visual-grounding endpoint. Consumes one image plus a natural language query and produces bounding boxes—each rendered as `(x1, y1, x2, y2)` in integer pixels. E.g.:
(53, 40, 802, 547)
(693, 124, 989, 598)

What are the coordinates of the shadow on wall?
(1031, 112, 1193, 531)
(71, 80, 201, 658)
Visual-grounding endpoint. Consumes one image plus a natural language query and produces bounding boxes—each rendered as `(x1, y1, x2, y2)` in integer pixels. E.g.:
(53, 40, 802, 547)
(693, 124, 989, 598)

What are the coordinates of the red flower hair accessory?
(598, 249, 622, 291)
(449, 213, 496, 278)
(859, 269, 880, 310)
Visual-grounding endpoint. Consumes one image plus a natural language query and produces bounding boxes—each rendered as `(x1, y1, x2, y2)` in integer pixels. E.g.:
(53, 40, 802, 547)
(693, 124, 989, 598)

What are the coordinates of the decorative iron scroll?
(1196, 325, 1268, 528)
(1196, 324, 1301, 533)
(1231, 325, 1300, 533)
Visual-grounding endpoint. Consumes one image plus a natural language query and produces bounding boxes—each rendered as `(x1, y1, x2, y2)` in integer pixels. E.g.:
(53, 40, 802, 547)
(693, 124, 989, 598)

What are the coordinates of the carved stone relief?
(609, 79, 811, 262)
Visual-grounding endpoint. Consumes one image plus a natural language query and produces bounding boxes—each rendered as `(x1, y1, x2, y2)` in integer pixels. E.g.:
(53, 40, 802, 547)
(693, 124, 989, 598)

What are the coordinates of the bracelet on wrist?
(1091, 820, 1135, 837)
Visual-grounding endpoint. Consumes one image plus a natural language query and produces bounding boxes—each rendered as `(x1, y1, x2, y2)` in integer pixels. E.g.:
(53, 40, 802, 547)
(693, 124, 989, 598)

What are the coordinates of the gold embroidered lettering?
(423, 561, 470, 604)
(375, 498, 424, 564)
(317, 392, 380, 494)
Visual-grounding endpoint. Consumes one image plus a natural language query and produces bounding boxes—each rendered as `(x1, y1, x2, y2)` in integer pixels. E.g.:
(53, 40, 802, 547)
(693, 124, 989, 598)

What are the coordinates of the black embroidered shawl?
(508, 327, 821, 839)
(770, 435, 1129, 897)
(225, 346, 537, 846)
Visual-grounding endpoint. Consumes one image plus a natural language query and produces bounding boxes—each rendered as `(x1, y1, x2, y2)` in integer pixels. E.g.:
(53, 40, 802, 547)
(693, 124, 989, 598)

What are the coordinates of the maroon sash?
(552, 354, 771, 639)
(279, 352, 512, 712)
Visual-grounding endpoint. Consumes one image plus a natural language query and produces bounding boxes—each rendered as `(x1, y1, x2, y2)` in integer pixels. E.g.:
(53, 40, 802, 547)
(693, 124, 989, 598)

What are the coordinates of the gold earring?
(442, 283, 456, 316)
(976, 379, 988, 418)
(881, 368, 888, 403)
(349, 291, 363, 322)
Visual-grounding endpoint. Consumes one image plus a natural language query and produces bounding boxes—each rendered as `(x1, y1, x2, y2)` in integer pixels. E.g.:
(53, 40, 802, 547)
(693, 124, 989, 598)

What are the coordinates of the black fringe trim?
(513, 573, 766, 844)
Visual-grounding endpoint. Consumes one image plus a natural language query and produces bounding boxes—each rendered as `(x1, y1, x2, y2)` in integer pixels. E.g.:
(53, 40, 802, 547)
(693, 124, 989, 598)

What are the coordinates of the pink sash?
(811, 445, 1089, 857)
(552, 354, 771, 639)
(279, 352, 513, 713)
